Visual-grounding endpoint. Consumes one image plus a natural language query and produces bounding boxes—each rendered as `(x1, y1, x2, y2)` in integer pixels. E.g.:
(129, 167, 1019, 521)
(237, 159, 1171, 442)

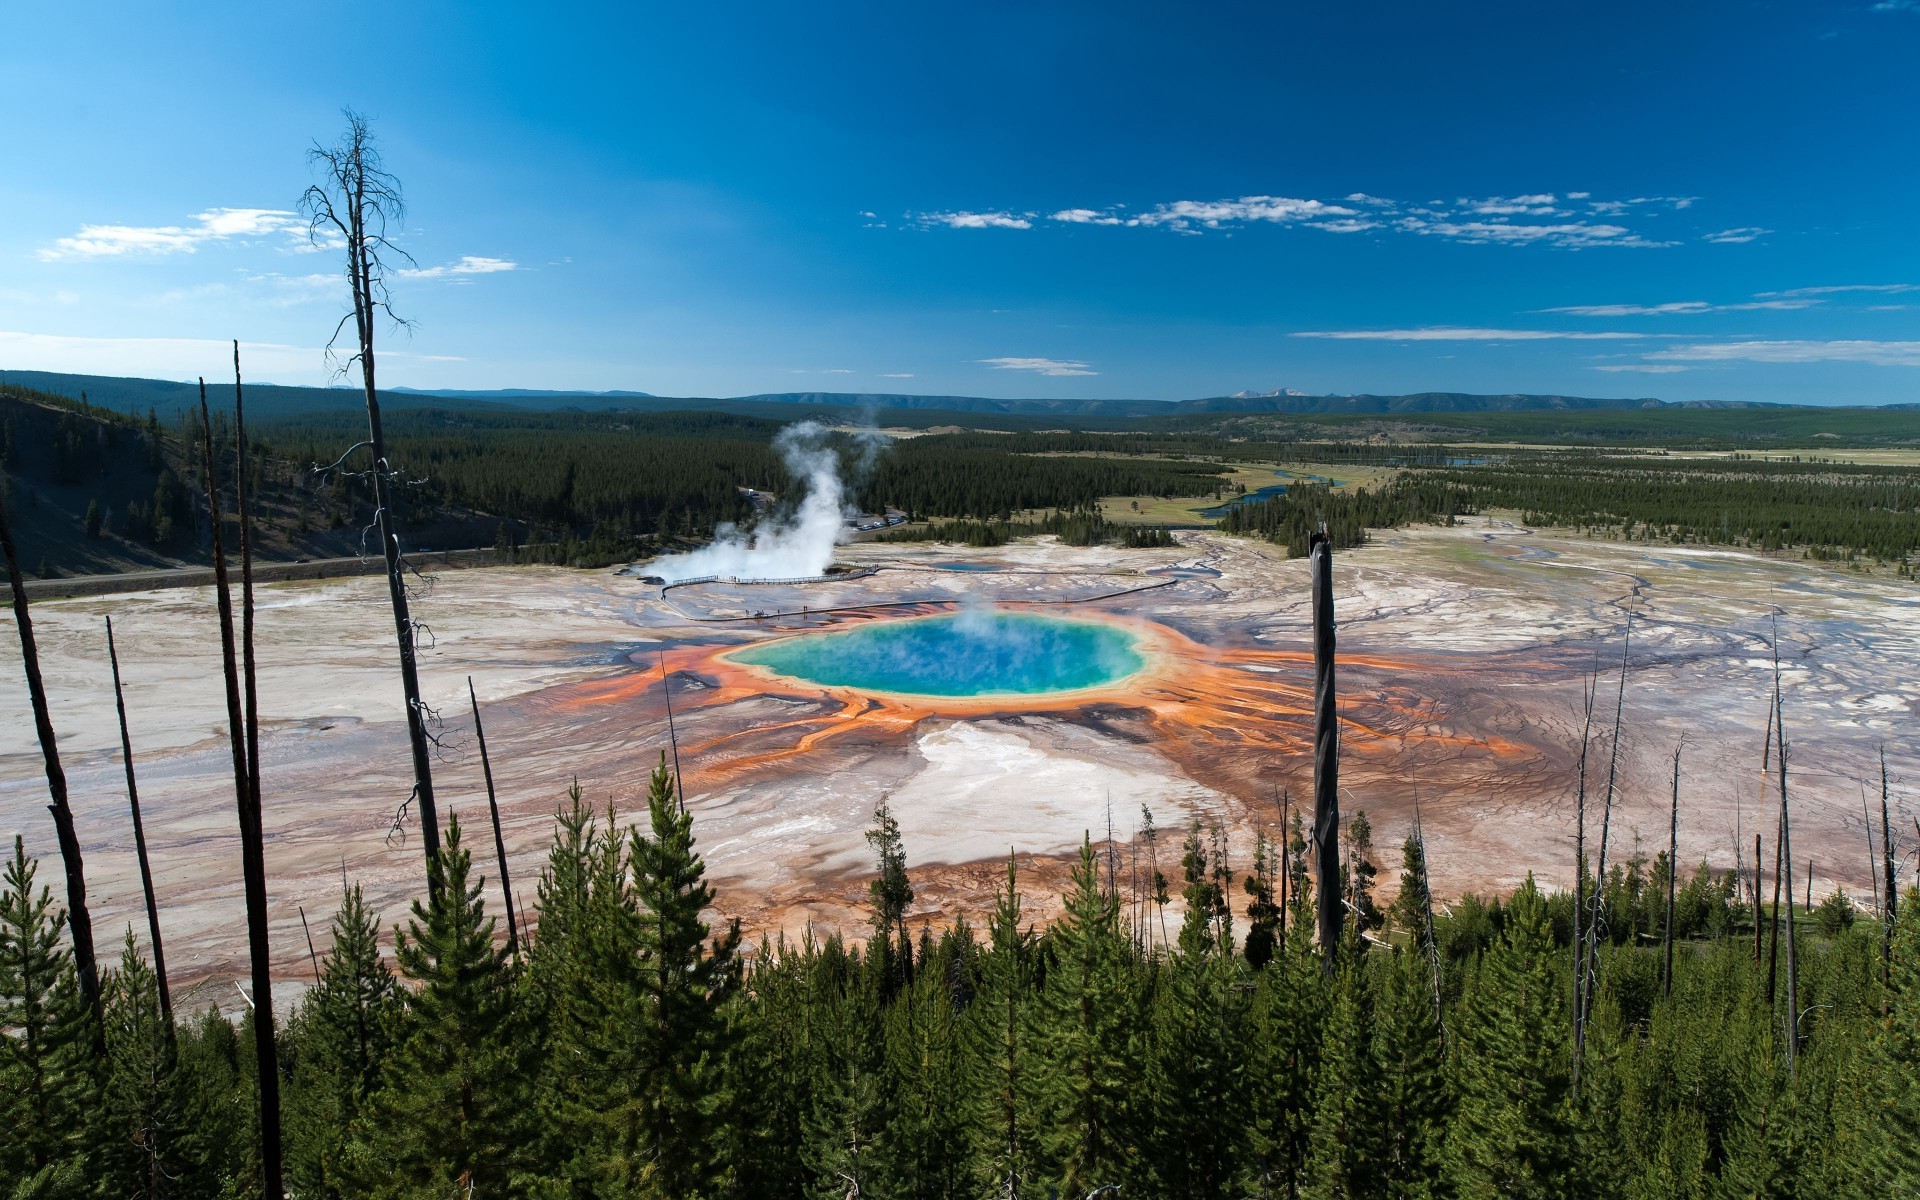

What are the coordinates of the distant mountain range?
(0, 367, 1829, 422)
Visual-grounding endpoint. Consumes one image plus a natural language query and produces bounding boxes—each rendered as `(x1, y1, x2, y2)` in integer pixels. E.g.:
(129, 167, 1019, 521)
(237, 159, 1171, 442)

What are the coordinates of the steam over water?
(730, 610, 1146, 697)
(647, 421, 851, 584)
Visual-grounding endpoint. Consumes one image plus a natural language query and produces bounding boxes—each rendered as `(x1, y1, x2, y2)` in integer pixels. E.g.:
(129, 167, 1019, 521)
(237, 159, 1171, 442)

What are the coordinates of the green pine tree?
(1302, 961, 1383, 1200)
(342, 814, 528, 1196)
(284, 883, 399, 1198)
(0, 836, 95, 1194)
(1032, 836, 1141, 1195)
(95, 929, 191, 1198)
(1447, 875, 1577, 1199)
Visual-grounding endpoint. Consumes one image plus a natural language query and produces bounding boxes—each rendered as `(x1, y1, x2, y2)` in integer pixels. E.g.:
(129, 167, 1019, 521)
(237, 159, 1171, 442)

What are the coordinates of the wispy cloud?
(1872, 1, 1918, 12)
(880, 372, 914, 378)
(1290, 327, 1653, 341)
(913, 211, 1034, 230)
(907, 190, 1698, 248)
(1542, 298, 1819, 316)
(397, 255, 519, 280)
(980, 356, 1097, 376)
(1703, 227, 1771, 244)
(1593, 364, 1691, 373)
(1645, 340, 1920, 367)
(1757, 283, 1919, 298)
(38, 208, 310, 260)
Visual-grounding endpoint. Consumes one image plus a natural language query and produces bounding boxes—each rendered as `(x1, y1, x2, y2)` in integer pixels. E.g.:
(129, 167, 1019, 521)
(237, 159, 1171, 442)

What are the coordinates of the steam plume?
(648, 421, 855, 584)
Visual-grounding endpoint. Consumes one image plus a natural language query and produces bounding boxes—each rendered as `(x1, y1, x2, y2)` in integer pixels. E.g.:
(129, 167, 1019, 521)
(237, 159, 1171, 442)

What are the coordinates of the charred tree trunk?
(1753, 833, 1764, 961)
(467, 676, 519, 958)
(1308, 532, 1341, 968)
(0, 489, 103, 1036)
(1663, 746, 1680, 999)
(1581, 608, 1633, 1041)
(106, 615, 171, 1025)
(1766, 809, 1784, 1007)
(1772, 627, 1798, 1076)
(199, 380, 285, 1199)
(1571, 659, 1598, 1079)
(1884, 749, 1898, 990)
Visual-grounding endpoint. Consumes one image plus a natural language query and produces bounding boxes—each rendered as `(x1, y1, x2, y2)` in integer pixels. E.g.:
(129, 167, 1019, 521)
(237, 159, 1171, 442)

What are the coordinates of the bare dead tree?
(1570, 654, 1599, 1077)
(467, 676, 520, 958)
(1411, 790, 1444, 1041)
(301, 110, 442, 882)
(1579, 604, 1633, 1049)
(298, 905, 321, 986)
(198, 379, 285, 1198)
(1883, 748, 1898, 990)
(1753, 833, 1764, 962)
(1308, 531, 1341, 969)
(1663, 745, 1681, 999)
(106, 615, 171, 1025)
(1862, 784, 1881, 924)
(1771, 616, 1798, 1076)
(0, 486, 104, 1036)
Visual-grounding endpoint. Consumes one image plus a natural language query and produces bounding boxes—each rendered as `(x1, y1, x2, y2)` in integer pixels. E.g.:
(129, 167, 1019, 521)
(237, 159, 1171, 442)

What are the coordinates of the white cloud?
(1872, 1, 1918, 12)
(1542, 298, 1819, 316)
(1757, 283, 1919, 298)
(880, 372, 914, 378)
(914, 211, 1034, 230)
(1400, 218, 1663, 249)
(38, 208, 309, 260)
(1703, 227, 1771, 244)
(1645, 340, 1920, 367)
(1460, 193, 1568, 216)
(1593, 364, 1691, 373)
(1135, 196, 1357, 231)
(1291, 327, 1652, 341)
(397, 255, 519, 279)
(901, 190, 1716, 249)
(824, 368, 854, 374)
(1050, 208, 1127, 226)
(980, 356, 1098, 376)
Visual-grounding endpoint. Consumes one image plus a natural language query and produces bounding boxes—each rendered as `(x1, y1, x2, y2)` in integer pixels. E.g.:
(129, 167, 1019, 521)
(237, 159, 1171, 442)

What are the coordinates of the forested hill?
(1, 367, 1681, 421)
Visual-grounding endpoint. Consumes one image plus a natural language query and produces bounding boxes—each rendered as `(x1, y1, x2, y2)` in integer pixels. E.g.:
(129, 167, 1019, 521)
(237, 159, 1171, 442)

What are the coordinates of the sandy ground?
(3, 520, 1916, 1007)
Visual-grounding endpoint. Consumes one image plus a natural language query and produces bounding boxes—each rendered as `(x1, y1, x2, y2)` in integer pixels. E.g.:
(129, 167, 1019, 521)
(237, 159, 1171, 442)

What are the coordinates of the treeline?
(1218, 478, 1475, 556)
(881, 509, 1178, 548)
(1423, 454, 1920, 565)
(5, 759, 1914, 1197)
(854, 439, 1227, 521)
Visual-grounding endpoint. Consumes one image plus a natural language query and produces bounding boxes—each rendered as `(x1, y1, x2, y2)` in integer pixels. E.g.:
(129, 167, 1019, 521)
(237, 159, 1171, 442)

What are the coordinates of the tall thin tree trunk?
(106, 615, 171, 1025)
(1308, 532, 1341, 967)
(1772, 626, 1798, 1076)
(199, 380, 285, 1199)
(1663, 746, 1680, 998)
(1753, 833, 1764, 961)
(1883, 748, 1898, 989)
(1766, 810, 1784, 1006)
(1571, 657, 1598, 1076)
(467, 676, 519, 957)
(1276, 788, 1290, 941)
(1582, 608, 1633, 1037)
(0, 488, 103, 1036)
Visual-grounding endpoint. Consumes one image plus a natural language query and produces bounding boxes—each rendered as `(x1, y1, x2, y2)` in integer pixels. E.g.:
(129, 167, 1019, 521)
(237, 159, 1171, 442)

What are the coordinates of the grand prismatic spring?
(3, 522, 1917, 995)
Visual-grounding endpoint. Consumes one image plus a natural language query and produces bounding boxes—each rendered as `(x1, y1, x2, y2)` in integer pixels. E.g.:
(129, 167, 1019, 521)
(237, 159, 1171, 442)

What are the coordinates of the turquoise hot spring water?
(729, 610, 1147, 698)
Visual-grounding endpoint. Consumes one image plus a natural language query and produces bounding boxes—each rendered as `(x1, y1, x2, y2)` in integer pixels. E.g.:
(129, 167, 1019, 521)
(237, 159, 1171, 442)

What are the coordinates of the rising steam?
(647, 420, 863, 584)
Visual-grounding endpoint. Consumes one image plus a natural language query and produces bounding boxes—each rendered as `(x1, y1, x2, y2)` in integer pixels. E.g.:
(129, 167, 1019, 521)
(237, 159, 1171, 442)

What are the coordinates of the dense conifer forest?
(5, 755, 1915, 1197)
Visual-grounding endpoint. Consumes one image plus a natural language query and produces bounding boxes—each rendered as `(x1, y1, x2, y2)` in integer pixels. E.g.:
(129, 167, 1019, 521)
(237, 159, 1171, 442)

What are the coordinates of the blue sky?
(2, 1, 1917, 404)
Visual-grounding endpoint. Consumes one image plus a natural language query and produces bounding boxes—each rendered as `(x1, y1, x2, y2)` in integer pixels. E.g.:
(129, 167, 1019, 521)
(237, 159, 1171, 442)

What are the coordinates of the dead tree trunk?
(1767, 809, 1784, 1006)
(1663, 746, 1681, 999)
(1571, 658, 1598, 1077)
(106, 615, 171, 1025)
(1308, 532, 1341, 968)
(1753, 833, 1764, 962)
(1772, 625, 1798, 1076)
(198, 380, 285, 1199)
(1883, 748, 1898, 990)
(467, 677, 519, 958)
(303, 111, 441, 884)
(1581, 607, 1633, 1042)
(0, 489, 103, 1036)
